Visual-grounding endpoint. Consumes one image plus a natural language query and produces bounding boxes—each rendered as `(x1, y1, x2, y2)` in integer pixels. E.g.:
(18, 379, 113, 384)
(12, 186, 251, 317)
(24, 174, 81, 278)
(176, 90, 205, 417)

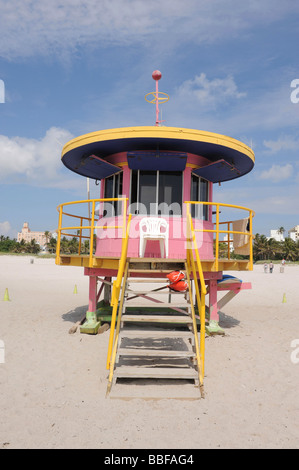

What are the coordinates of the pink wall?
(95, 152, 215, 260)
(95, 215, 214, 259)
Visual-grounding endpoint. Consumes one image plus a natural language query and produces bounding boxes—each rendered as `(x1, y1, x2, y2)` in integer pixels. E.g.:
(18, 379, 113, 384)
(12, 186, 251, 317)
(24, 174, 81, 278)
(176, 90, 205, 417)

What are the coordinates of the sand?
(0, 255, 298, 449)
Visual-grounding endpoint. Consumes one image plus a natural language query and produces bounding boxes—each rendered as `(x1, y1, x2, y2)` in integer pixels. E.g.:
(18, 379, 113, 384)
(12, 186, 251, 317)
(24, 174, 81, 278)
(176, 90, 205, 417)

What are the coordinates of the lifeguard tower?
(56, 71, 255, 396)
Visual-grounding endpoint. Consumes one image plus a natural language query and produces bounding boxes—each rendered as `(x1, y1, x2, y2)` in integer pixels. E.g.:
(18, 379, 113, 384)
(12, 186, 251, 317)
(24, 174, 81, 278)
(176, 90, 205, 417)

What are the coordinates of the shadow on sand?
(62, 305, 88, 324)
(218, 310, 240, 329)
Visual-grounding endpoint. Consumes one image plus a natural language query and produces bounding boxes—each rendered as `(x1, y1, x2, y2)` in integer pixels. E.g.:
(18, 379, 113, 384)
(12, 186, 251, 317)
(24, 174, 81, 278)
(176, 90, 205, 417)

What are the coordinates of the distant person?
(281, 258, 286, 266)
(269, 261, 274, 273)
(264, 263, 268, 273)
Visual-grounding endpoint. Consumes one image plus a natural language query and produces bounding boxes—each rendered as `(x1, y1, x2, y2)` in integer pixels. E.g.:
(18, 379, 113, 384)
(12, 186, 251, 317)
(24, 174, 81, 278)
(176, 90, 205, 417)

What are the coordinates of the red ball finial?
(152, 70, 162, 81)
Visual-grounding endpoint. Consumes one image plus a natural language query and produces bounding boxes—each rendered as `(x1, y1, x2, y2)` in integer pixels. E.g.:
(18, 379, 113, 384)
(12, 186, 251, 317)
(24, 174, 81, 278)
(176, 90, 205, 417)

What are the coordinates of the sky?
(0, 0, 299, 239)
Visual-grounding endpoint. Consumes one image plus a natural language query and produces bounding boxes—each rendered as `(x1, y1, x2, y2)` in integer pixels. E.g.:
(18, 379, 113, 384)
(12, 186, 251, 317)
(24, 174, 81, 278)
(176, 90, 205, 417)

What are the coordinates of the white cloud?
(259, 163, 293, 182)
(0, 127, 76, 187)
(176, 73, 246, 108)
(0, 221, 12, 236)
(263, 136, 299, 154)
(0, 1, 298, 60)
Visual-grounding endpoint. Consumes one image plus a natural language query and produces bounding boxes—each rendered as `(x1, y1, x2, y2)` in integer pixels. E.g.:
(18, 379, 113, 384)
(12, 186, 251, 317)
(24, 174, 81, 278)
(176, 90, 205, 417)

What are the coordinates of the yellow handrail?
(186, 203, 206, 380)
(106, 262, 129, 396)
(55, 197, 128, 265)
(106, 213, 132, 370)
(184, 200, 255, 270)
(184, 263, 204, 394)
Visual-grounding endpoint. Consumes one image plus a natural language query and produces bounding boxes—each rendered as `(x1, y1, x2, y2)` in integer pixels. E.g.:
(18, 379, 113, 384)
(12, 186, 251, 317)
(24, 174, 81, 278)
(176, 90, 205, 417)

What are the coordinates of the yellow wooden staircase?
(105, 213, 206, 398)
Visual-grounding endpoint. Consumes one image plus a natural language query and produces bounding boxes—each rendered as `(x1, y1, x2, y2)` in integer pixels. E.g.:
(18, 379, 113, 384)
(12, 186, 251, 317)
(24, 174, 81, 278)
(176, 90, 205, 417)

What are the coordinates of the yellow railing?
(106, 213, 132, 371)
(185, 206, 207, 388)
(184, 201, 255, 271)
(56, 197, 128, 267)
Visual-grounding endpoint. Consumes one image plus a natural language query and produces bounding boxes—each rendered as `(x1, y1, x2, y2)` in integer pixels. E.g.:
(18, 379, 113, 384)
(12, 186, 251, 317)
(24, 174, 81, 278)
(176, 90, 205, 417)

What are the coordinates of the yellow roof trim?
(61, 126, 255, 164)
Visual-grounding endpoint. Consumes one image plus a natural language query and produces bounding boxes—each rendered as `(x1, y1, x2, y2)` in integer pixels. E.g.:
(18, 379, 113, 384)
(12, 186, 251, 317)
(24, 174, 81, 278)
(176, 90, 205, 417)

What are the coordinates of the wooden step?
(122, 314, 192, 323)
(114, 366, 198, 380)
(119, 329, 194, 339)
(117, 348, 195, 358)
(124, 302, 189, 308)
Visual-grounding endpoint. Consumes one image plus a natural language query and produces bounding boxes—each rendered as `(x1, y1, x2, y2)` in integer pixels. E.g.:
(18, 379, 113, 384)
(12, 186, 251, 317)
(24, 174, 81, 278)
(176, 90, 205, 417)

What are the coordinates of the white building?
(288, 226, 299, 241)
(268, 229, 285, 242)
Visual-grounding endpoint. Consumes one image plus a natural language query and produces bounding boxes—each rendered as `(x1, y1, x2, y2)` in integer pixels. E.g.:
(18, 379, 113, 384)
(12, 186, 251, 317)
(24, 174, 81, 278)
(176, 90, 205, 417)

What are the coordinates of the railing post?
(78, 217, 83, 256)
(186, 202, 191, 251)
(89, 200, 95, 267)
(215, 203, 219, 271)
(249, 210, 253, 270)
(55, 205, 63, 264)
(227, 222, 231, 260)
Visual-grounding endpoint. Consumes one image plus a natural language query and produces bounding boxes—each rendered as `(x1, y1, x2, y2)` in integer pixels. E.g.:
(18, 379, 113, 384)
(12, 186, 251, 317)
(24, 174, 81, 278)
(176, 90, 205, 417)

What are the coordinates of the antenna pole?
(145, 70, 169, 126)
(155, 75, 160, 126)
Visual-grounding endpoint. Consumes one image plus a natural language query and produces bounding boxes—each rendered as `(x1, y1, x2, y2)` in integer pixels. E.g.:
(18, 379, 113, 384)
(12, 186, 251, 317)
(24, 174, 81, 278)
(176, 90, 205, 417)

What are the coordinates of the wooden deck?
(56, 254, 251, 273)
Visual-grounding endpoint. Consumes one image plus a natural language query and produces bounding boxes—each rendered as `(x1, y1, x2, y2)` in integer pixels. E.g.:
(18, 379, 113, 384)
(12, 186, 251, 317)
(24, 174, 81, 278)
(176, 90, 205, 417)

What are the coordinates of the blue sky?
(0, 0, 299, 239)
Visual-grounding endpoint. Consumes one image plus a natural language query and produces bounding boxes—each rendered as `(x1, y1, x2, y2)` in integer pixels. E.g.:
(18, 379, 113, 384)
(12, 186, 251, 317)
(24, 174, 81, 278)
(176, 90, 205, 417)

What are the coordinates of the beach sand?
(0, 255, 298, 449)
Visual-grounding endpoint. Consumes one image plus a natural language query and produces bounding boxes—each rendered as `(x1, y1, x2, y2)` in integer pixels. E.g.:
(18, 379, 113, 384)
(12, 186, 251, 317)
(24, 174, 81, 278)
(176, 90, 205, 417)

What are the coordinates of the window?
(130, 170, 182, 216)
(103, 172, 123, 216)
(191, 174, 209, 221)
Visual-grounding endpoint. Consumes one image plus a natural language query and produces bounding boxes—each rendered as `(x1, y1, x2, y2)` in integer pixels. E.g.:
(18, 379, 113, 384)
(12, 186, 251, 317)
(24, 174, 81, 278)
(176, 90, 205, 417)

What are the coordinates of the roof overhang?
(127, 151, 187, 171)
(61, 126, 255, 182)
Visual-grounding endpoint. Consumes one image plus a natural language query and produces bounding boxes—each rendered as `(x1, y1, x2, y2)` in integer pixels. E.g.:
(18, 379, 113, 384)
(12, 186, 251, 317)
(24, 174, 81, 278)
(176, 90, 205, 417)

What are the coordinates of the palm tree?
(44, 231, 51, 245)
(46, 237, 57, 254)
(253, 233, 269, 260)
(277, 227, 285, 236)
(266, 237, 281, 259)
(283, 237, 297, 261)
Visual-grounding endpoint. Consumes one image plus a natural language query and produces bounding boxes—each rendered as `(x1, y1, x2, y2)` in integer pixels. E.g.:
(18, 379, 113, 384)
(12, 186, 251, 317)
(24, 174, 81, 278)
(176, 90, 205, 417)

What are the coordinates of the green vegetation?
(253, 234, 299, 262)
(0, 235, 41, 254)
(0, 233, 90, 255)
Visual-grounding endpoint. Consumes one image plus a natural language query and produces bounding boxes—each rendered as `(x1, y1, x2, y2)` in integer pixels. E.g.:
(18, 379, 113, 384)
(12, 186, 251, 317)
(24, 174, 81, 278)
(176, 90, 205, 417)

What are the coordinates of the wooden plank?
(217, 282, 252, 291)
(128, 257, 185, 263)
(114, 366, 198, 379)
(119, 329, 193, 339)
(217, 291, 237, 310)
(125, 302, 189, 308)
(122, 314, 192, 323)
(117, 348, 195, 357)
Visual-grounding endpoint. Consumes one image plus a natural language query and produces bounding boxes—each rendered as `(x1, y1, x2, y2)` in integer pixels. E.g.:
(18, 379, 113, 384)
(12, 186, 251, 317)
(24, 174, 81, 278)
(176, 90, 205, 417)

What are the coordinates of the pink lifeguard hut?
(56, 71, 255, 396)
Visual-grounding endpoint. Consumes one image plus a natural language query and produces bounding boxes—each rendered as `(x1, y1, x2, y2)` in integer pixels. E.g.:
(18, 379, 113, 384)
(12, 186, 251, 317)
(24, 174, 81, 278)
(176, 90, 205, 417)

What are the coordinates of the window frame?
(190, 173, 210, 221)
(130, 169, 183, 216)
(103, 171, 123, 216)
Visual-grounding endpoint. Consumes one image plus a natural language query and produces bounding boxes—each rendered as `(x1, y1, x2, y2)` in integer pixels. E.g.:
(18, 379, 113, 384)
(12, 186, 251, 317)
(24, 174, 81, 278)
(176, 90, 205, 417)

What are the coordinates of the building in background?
(17, 222, 50, 247)
(288, 226, 299, 241)
(268, 229, 285, 242)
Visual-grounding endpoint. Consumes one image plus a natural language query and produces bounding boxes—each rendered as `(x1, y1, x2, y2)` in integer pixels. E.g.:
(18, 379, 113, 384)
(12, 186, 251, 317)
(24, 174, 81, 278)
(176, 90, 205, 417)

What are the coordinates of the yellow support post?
(185, 264, 204, 396)
(106, 214, 132, 370)
(215, 203, 219, 272)
(106, 262, 129, 396)
(185, 206, 206, 384)
(249, 210, 253, 270)
(55, 205, 63, 264)
(89, 200, 95, 267)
